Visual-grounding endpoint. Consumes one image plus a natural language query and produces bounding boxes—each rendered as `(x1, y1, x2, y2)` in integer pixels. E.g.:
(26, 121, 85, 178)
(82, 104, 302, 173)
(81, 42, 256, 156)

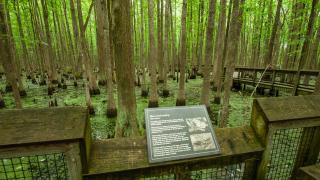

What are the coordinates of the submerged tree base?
(89, 88, 101, 95)
(39, 79, 46, 86)
(106, 107, 117, 118)
(176, 98, 186, 106)
(5, 85, 12, 92)
(19, 90, 27, 97)
(148, 100, 159, 108)
(48, 87, 55, 96)
(98, 80, 107, 86)
(214, 96, 221, 104)
(88, 105, 95, 115)
(162, 89, 170, 97)
(0, 100, 5, 108)
(51, 79, 59, 84)
(141, 89, 149, 97)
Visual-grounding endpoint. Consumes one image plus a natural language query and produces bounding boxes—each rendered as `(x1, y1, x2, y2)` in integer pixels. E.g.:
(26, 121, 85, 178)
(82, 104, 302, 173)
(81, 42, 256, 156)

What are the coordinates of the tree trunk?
(112, 0, 139, 137)
(147, 0, 159, 107)
(197, 0, 205, 73)
(213, 0, 227, 104)
(264, 0, 282, 67)
(41, 0, 57, 83)
(0, 0, 22, 108)
(5, 0, 25, 97)
(169, 0, 176, 78)
(220, 0, 245, 127)
(292, 0, 318, 96)
(157, 0, 164, 83)
(200, 0, 216, 108)
(162, 0, 170, 97)
(176, 0, 187, 106)
(95, 0, 107, 85)
(77, 0, 100, 95)
(14, 0, 30, 75)
(140, 0, 148, 97)
(105, 0, 117, 117)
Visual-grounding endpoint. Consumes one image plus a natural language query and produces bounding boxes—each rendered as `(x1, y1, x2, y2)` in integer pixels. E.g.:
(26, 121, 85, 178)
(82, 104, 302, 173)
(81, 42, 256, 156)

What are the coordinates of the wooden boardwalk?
(229, 67, 319, 95)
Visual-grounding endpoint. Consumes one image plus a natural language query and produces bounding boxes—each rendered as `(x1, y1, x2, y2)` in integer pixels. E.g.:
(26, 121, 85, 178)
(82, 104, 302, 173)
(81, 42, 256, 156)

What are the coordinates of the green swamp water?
(0, 76, 266, 140)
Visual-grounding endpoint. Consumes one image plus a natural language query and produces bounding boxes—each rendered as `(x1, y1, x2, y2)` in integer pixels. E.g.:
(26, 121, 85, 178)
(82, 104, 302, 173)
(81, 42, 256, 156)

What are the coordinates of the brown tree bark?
(14, 0, 30, 75)
(0, 0, 22, 108)
(157, 0, 164, 83)
(213, 0, 227, 104)
(169, 0, 176, 78)
(96, 0, 107, 85)
(264, 0, 282, 67)
(220, 0, 245, 127)
(162, 0, 170, 97)
(292, 0, 318, 96)
(112, 0, 139, 137)
(77, 0, 100, 95)
(140, 0, 148, 97)
(200, 0, 216, 108)
(41, 0, 57, 83)
(197, 0, 205, 73)
(147, 0, 159, 107)
(5, 0, 25, 97)
(176, 0, 187, 106)
(104, 0, 117, 117)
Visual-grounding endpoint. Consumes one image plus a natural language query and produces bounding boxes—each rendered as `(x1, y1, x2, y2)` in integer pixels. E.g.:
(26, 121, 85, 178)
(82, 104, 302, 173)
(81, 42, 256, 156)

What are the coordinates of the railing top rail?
(254, 95, 320, 123)
(84, 126, 263, 176)
(0, 106, 88, 147)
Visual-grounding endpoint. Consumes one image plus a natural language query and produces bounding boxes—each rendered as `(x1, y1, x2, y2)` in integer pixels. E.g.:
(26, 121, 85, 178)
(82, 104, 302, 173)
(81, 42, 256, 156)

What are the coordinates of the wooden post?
(251, 96, 320, 179)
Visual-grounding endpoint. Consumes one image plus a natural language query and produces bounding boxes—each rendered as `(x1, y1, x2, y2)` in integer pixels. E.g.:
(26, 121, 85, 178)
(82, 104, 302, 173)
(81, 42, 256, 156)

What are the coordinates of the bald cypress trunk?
(264, 0, 282, 67)
(200, 0, 216, 108)
(220, 0, 245, 127)
(162, 0, 170, 97)
(147, 0, 159, 107)
(213, 0, 226, 104)
(77, 0, 100, 95)
(292, 0, 318, 96)
(96, 0, 107, 85)
(112, 0, 139, 137)
(140, 0, 148, 97)
(176, 0, 187, 106)
(0, 0, 22, 108)
(104, 0, 117, 117)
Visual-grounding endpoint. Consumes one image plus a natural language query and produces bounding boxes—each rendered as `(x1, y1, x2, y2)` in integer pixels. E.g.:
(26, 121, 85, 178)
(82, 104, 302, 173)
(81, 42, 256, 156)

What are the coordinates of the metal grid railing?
(190, 163, 245, 180)
(266, 127, 315, 179)
(0, 153, 68, 180)
(139, 174, 174, 180)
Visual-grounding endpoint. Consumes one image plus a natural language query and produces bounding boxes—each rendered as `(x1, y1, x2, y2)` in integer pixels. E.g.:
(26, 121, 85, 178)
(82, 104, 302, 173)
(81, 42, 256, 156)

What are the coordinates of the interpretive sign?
(145, 105, 220, 163)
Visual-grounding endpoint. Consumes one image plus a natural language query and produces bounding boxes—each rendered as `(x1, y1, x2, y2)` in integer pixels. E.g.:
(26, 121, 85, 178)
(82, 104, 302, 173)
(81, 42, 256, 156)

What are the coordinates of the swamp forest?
(0, 0, 320, 137)
(0, 0, 320, 179)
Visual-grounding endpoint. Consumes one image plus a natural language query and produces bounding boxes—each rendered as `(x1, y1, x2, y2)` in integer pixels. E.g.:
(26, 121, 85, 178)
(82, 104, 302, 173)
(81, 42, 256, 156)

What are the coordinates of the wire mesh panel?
(266, 128, 315, 179)
(190, 163, 245, 180)
(0, 153, 68, 180)
(139, 174, 174, 180)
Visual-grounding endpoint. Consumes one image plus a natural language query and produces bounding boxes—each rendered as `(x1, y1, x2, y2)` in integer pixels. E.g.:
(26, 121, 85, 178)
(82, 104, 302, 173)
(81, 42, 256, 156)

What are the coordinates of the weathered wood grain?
(0, 107, 88, 147)
(84, 126, 263, 177)
(299, 165, 320, 180)
(255, 95, 320, 122)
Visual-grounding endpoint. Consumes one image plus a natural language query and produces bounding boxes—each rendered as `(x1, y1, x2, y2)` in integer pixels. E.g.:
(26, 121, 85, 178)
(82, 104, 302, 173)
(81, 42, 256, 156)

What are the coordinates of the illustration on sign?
(145, 105, 220, 163)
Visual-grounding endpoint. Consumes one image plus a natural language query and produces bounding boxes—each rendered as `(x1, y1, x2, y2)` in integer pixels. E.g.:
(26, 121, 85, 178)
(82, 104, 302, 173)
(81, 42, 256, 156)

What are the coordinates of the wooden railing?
(231, 67, 319, 95)
(0, 96, 320, 179)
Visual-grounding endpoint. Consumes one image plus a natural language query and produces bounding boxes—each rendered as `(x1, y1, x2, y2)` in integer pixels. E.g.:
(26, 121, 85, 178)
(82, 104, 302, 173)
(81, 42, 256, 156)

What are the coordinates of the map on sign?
(145, 105, 220, 163)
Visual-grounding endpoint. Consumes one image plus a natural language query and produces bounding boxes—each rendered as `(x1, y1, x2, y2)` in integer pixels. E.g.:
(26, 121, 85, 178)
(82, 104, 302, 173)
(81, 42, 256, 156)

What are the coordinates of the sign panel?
(145, 105, 220, 163)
